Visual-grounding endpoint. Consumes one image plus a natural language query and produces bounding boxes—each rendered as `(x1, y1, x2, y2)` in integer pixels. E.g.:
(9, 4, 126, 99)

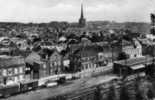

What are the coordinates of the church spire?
(81, 3, 84, 18)
(79, 2, 86, 27)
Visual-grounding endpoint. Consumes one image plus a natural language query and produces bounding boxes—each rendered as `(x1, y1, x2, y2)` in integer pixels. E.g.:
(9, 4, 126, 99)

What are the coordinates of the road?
(3, 65, 113, 100)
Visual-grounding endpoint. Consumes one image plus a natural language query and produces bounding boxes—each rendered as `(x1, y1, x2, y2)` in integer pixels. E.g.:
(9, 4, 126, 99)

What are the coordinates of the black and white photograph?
(0, 0, 155, 100)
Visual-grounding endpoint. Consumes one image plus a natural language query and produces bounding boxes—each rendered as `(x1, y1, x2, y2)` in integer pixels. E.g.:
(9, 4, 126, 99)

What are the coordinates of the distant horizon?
(0, 20, 150, 24)
(0, 0, 154, 23)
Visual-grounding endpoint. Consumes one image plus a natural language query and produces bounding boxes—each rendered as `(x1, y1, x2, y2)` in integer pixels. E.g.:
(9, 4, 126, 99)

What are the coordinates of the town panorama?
(0, 1, 155, 100)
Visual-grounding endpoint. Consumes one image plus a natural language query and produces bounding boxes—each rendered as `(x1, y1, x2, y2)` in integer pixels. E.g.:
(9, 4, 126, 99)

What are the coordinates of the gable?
(50, 51, 62, 61)
(25, 52, 41, 65)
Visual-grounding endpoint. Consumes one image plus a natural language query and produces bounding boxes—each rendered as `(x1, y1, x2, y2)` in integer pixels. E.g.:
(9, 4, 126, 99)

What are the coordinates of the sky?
(0, 0, 154, 23)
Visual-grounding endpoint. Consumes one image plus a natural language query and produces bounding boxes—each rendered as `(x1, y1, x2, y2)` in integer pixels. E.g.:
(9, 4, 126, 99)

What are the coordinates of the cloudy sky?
(0, 0, 154, 23)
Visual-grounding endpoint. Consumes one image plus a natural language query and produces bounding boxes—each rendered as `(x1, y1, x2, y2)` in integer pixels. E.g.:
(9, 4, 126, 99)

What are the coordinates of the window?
(134, 54, 137, 57)
(19, 75, 24, 80)
(19, 67, 23, 73)
(94, 64, 97, 68)
(50, 63, 53, 68)
(14, 68, 18, 74)
(14, 77, 18, 82)
(7, 68, 13, 76)
(54, 62, 57, 66)
(88, 63, 90, 69)
(50, 69, 54, 75)
(2, 69, 7, 76)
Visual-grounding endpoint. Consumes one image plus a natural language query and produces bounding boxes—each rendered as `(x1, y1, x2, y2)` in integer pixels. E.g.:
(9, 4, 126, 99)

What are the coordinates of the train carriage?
(20, 79, 38, 92)
(38, 74, 66, 87)
(0, 84, 20, 97)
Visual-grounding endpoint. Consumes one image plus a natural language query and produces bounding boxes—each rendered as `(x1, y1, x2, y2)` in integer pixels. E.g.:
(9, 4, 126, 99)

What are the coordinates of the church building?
(78, 3, 86, 27)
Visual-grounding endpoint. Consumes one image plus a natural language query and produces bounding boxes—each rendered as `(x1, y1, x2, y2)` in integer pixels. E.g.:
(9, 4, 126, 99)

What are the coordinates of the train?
(0, 79, 38, 97)
(0, 74, 67, 98)
(0, 71, 146, 99)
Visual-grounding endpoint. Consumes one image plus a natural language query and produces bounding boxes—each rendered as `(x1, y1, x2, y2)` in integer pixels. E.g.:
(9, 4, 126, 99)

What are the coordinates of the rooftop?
(0, 56, 25, 68)
(74, 45, 102, 58)
(114, 56, 153, 66)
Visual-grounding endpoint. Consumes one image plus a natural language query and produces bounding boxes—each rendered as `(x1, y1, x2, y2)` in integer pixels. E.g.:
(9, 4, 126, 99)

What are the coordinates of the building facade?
(0, 56, 25, 85)
(49, 51, 62, 75)
(74, 46, 105, 71)
(122, 39, 142, 58)
(25, 52, 48, 80)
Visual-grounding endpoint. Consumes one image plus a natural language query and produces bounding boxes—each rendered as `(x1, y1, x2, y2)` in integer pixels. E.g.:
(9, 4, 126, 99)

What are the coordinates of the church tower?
(79, 3, 86, 27)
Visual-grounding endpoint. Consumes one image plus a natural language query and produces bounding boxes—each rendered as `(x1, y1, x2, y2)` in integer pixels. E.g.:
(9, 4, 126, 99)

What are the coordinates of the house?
(113, 56, 153, 76)
(0, 37, 11, 46)
(74, 45, 103, 71)
(0, 55, 25, 85)
(25, 52, 48, 79)
(114, 38, 142, 59)
(14, 39, 29, 51)
(80, 37, 92, 46)
(49, 50, 62, 75)
(25, 48, 64, 80)
(146, 34, 155, 41)
(123, 39, 142, 58)
(138, 38, 155, 56)
(0, 40, 18, 56)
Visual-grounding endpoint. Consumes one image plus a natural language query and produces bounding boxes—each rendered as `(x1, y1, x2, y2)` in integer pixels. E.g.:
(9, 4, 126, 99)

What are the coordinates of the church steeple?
(79, 3, 86, 27)
(81, 3, 84, 18)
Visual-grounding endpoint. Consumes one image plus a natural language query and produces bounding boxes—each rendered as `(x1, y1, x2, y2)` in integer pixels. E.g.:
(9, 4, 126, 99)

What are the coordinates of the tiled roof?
(0, 56, 25, 68)
(25, 52, 43, 65)
(74, 45, 101, 58)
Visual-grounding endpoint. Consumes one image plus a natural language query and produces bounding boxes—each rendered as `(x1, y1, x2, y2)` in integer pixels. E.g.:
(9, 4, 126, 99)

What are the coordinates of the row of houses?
(0, 37, 144, 85)
(32, 37, 143, 76)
